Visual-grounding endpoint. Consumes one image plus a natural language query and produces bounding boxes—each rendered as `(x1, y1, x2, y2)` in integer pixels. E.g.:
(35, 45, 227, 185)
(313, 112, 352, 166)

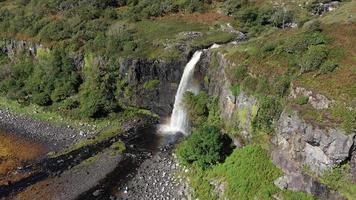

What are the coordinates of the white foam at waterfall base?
(160, 51, 202, 135)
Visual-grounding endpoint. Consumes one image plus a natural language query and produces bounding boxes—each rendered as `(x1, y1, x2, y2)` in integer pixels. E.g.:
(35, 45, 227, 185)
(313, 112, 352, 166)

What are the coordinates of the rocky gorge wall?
(197, 50, 258, 144)
(196, 49, 356, 199)
(0, 39, 192, 116)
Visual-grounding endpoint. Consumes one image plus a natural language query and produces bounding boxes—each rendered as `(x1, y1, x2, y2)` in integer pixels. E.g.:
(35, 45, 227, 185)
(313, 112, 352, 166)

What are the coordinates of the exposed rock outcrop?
(290, 84, 334, 109)
(275, 110, 355, 173)
(197, 51, 257, 141)
(118, 56, 189, 115)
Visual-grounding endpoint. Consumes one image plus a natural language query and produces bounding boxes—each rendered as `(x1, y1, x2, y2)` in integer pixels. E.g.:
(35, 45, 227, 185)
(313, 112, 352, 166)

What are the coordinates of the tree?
(177, 125, 224, 169)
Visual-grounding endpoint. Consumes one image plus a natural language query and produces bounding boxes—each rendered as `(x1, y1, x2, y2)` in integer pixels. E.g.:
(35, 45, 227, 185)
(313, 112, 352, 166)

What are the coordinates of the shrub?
(295, 96, 309, 105)
(270, 9, 295, 28)
(183, 91, 209, 126)
(230, 84, 241, 96)
(209, 145, 282, 199)
(234, 64, 248, 82)
(177, 125, 224, 169)
(299, 45, 328, 73)
(32, 92, 52, 106)
(319, 60, 338, 74)
(321, 164, 356, 199)
(143, 79, 160, 90)
(253, 96, 282, 133)
(283, 32, 328, 54)
(241, 76, 258, 94)
(262, 42, 277, 53)
(272, 75, 291, 97)
(303, 19, 322, 32)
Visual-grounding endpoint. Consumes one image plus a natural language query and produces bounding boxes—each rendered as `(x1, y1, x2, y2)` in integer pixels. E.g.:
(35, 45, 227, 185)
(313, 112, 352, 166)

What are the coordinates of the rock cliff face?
(0, 39, 190, 116)
(197, 51, 257, 143)
(290, 84, 334, 109)
(275, 110, 355, 173)
(118, 56, 189, 115)
(198, 50, 355, 198)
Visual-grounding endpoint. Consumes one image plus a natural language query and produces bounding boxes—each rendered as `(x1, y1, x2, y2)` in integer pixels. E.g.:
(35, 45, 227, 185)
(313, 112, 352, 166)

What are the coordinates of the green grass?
(0, 96, 83, 128)
(183, 145, 313, 200)
(320, 1, 356, 24)
(320, 164, 356, 200)
(132, 19, 236, 60)
(299, 103, 356, 134)
(208, 145, 281, 199)
(110, 140, 126, 153)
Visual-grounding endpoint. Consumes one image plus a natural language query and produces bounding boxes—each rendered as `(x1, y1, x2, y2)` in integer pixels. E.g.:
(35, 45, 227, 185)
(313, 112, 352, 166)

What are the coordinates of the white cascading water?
(160, 44, 221, 135)
(168, 51, 202, 134)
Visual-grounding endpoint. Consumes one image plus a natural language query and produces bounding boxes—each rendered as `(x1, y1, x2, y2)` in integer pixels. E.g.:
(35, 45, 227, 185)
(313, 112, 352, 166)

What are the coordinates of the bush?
(230, 84, 241, 96)
(143, 79, 160, 89)
(32, 92, 52, 106)
(303, 19, 322, 32)
(183, 91, 209, 126)
(295, 96, 309, 105)
(319, 60, 338, 74)
(253, 96, 282, 133)
(262, 42, 277, 53)
(234, 64, 248, 82)
(241, 76, 258, 94)
(209, 145, 282, 199)
(177, 125, 224, 169)
(283, 32, 328, 54)
(299, 45, 328, 73)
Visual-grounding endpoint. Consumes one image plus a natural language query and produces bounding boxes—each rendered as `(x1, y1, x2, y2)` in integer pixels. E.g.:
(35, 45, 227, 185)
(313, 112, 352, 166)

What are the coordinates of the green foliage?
(233, 64, 248, 82)
(241, 76, 258, 94)
(177, 125, 224, 169)
(331, 104, 356, 134)
(209, 145, 282, 200)
(303, 20, 322, 32)
(319, 60, 338, 74)
(321, 164, 356, 199)
(295, 96, 309, 105)
(253, 96, 282, 133)
(280, 190, 314, 200)
(282, 32, 329, 54)
(183, 91, 221, 127)
(78, 55, 119, 118)
(143, 79, 160, 90)
(230, 84, 241, 96)
(183, 91, 209, 126)
(110, 141, 126, 153)
(0, 49, 80, 107)
(299, 45, 328, 73)
(185, 166, 218, 200)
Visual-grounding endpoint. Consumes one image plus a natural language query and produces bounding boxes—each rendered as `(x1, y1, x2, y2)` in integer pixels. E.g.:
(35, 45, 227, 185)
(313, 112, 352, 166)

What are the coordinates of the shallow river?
(0, 129, 48, 185)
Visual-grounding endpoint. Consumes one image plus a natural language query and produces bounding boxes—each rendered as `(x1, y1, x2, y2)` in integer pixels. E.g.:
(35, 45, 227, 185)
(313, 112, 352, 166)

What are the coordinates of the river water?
(0, 129, 48, 185)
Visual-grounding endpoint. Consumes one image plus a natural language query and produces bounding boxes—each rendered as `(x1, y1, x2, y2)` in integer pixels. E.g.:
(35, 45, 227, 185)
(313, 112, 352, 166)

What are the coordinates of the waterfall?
(159, 44, 221, 135)
(164, 51, 203, 134)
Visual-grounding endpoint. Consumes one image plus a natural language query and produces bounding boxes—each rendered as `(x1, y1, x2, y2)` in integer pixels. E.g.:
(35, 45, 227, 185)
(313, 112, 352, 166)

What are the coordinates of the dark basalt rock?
(117, 55, 189, 116)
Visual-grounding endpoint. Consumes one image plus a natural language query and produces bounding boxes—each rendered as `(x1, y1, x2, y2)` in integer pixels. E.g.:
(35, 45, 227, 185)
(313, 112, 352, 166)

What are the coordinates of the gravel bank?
(119, 149, 190, 200)
(0, 109, 97, 150)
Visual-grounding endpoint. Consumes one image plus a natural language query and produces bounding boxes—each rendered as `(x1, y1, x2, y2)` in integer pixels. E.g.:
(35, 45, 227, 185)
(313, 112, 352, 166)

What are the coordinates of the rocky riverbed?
(0, 108, 191, 200)
(118, 142, 189, 200)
